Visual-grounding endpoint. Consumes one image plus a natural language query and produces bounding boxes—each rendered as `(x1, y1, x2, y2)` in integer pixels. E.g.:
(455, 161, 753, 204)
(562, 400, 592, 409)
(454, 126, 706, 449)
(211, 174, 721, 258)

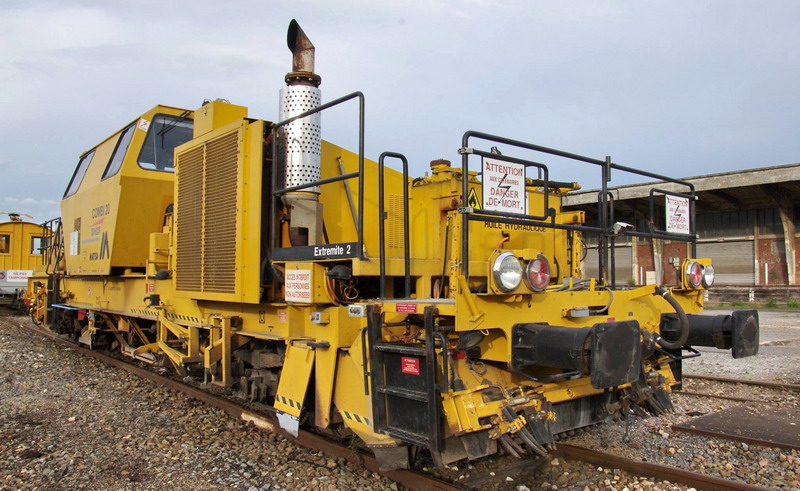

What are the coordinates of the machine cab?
(61, 106, 193, 275)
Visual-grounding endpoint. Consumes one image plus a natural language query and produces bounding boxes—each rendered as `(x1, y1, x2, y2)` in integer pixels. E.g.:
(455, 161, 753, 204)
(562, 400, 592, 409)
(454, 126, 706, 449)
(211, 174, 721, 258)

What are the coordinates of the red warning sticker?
(401, 357, 420, 375)
(395, 303, 417, 313)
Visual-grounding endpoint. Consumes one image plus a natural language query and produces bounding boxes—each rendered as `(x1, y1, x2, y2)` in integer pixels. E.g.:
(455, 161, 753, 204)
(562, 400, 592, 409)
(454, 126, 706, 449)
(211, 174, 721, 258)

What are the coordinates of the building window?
(696, 210, 755, 239)
(64, 150, 96, 198)
(757, 208, 783, 235)
(138, 114, 193, 172)
(0, 234, 9, 254)
(31, 236, 43, 255)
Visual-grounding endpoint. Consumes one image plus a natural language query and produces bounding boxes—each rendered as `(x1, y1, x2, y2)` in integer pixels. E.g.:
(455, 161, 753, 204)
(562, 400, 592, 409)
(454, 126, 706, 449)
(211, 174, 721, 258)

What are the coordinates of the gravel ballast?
(0, 313, 397, 490)
(2, 309, 798, 490)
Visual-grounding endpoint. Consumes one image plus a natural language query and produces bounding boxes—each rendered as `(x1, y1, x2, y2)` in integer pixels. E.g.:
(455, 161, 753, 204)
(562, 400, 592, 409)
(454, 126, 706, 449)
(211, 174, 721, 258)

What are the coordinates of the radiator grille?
(203, 132, 238, 292)
(175, 130, 239, 294)
(176, 145, 204, 291)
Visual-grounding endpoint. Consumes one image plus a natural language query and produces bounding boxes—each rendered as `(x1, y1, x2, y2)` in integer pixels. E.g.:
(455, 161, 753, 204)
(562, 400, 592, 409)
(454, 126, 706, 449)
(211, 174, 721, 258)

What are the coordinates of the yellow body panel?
(0, 220, 46, 300)
(0, 221, 45, 271)
(274, 344, 315, 417)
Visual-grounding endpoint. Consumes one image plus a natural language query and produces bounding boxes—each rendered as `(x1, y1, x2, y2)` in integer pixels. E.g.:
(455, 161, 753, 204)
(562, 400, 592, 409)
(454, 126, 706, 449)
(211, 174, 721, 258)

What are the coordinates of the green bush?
(732, 300, 746, 308)
(765, 298, 778, 309)
(788, 299, 798, 309)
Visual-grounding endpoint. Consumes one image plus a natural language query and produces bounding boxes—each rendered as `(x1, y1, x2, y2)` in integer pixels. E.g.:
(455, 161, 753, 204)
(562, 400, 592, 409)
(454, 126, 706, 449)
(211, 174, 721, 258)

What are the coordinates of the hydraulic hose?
(653, 286, 689, 349)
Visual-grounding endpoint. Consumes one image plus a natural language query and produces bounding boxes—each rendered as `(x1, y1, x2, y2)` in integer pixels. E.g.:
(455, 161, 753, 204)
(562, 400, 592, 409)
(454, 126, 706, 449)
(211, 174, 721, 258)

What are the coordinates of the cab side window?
(102, 123, 136, 179)
(64, 150, 95, 198)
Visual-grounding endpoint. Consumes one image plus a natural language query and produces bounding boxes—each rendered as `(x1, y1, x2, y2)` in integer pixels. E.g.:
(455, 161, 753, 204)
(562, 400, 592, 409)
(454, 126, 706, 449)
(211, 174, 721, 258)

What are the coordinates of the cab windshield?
(138, 114, 193, 172)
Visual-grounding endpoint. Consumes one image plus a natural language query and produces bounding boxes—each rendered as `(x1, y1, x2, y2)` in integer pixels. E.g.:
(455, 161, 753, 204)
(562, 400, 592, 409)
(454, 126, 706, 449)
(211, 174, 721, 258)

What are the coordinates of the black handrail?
(269, 91, 365, 259)
(41, 218, 63, 276)
(459, 130, 697, 281)
(423, 306, 443, 452)
(378, 152, 411, 299)
(596, 191, 615, 287)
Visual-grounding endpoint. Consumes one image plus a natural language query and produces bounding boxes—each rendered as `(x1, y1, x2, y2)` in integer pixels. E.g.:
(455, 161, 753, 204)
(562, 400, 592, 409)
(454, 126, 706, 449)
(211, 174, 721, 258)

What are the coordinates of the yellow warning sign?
(467, 188, 481, 209)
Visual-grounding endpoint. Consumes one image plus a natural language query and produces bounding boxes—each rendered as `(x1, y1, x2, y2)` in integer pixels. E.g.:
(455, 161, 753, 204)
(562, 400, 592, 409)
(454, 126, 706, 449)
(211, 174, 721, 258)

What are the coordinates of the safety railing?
(40, 218, 63, 276)
(377, 152, 411, 298)
(269, 92, 366, 260)
(459, 130, 696, 286)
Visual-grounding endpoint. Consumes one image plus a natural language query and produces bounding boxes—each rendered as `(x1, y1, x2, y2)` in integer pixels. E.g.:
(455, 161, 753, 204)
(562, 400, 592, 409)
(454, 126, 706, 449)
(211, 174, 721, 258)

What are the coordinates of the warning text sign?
(401, 356, 420, 375)
(285, 269, 312, 303)
(482, 158, 526, 215)
(665, 195, 690, 234)
(3, 270, 32, 282)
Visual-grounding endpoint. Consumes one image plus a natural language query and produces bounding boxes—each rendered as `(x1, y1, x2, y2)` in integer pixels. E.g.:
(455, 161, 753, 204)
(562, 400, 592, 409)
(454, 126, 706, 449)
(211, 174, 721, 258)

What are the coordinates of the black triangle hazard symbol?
(467, 188, 481, 209)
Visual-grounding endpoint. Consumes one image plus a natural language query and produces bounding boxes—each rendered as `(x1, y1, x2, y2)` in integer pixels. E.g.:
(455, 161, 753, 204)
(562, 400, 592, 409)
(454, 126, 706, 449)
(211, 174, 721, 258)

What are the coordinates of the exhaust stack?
(287, 20, 318, 77)
(278, 19, 323, 246)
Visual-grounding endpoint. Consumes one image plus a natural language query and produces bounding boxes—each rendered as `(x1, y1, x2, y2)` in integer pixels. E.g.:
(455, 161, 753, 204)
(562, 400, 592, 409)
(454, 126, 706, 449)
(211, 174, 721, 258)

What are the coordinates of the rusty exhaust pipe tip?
(286, 19, 321, 87)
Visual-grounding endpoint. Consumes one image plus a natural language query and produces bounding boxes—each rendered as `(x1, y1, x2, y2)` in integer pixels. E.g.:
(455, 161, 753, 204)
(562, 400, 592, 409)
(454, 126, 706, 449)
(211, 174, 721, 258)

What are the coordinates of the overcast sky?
(2, 0, 799, 221)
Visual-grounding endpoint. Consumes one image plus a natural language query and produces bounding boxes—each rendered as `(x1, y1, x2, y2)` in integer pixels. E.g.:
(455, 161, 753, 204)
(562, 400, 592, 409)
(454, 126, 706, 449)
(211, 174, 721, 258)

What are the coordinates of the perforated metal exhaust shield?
(278, 85, 321, 193)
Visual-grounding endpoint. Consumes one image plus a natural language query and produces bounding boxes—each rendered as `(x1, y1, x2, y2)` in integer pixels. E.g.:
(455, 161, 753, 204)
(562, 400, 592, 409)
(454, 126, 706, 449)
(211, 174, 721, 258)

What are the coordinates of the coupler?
(660, 309, 759, 358)
(511, 320, 642, 389)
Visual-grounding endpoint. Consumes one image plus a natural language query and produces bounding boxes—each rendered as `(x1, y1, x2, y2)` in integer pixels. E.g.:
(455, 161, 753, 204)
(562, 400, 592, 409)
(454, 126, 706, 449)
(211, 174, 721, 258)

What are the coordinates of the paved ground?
(684, 310, 800, 384)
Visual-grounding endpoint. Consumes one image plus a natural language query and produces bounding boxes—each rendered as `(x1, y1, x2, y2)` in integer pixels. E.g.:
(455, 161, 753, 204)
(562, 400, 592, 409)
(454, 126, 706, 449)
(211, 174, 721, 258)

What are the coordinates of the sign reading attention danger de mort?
(482, 158, 526, 215)
(665, 195, 691, 234)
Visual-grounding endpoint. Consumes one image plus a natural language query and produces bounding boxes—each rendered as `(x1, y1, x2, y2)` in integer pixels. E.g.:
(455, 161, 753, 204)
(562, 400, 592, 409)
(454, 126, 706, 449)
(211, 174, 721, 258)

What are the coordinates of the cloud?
(4, 197, 59, 207)
(1, 0, 799, 205)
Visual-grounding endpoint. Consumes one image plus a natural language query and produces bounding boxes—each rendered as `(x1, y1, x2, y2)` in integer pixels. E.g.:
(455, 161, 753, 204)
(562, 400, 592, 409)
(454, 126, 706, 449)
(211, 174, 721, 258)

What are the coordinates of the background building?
(563, 163, 800, 300)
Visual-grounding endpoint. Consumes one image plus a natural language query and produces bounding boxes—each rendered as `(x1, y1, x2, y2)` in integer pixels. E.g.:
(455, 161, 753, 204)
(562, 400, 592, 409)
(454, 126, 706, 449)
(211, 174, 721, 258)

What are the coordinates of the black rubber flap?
(590, 320, 641, 389)
(731, 309, 759, 359)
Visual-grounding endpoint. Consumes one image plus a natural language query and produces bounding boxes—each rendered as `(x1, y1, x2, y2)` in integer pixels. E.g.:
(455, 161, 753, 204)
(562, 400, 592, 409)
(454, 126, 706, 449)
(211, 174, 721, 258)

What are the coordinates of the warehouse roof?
(562, 162, 800, 213)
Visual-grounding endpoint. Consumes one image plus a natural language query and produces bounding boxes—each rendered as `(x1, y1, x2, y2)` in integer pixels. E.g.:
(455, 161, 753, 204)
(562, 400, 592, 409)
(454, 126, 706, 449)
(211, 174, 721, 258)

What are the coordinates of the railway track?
(19, 319, 456, 491)
(555, 444, 766, 491)
(683, 374, 800, 392)
(676, 373, 800, 405)
(12, 314, 779, 490)
(678, 390, 767, 404)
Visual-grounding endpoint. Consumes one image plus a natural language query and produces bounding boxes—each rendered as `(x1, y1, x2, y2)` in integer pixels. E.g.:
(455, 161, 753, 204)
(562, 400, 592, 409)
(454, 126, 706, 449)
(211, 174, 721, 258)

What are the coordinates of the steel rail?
(684, 374, 800, 392)
(671, 424, 800, 453)
(21, 322, 458, 491)
(556, 444, 768, 491)
(677, 390, 768, 404)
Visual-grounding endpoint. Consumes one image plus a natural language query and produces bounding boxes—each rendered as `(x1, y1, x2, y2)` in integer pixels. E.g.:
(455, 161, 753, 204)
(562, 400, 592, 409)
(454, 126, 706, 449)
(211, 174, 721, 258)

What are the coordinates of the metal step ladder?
(367, 305, 442, 452)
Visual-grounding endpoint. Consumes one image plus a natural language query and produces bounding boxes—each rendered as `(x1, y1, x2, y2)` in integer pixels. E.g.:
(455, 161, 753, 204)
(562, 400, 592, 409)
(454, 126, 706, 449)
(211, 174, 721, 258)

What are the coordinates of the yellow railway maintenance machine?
(0, 213, 47, 308)
(32, 20, 759, 470)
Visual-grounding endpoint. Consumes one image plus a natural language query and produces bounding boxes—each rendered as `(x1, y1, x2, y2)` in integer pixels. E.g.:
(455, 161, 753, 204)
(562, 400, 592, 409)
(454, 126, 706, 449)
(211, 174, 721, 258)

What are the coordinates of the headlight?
(492, 252, 523, 293)
(702, 264, 715, 288)
(524, 254, 551, 292)
(685, 261, 702, 289)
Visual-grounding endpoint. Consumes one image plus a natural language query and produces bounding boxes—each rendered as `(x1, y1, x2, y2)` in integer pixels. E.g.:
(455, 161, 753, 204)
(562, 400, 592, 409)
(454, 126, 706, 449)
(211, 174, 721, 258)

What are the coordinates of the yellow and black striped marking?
(276, 394, 302, 411)
(131, 308, 160, 318)
(342, 410, 371, 427)
(165, 312, 202, 324)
